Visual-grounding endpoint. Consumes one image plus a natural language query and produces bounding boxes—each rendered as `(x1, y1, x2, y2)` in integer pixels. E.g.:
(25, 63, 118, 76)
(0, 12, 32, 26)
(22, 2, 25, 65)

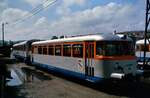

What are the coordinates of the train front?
(95, 40, 138, 80)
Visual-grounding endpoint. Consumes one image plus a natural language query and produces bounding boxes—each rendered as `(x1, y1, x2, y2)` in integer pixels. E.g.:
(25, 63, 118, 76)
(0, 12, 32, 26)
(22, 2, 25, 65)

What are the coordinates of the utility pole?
(2, 22, 8, 46)
(2, 23, 4, 46)
(143, 0, 150, 67)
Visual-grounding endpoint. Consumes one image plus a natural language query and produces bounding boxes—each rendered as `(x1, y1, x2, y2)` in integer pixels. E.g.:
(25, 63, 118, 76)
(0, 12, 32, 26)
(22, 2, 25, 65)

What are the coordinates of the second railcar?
(12, 40, 39, 63)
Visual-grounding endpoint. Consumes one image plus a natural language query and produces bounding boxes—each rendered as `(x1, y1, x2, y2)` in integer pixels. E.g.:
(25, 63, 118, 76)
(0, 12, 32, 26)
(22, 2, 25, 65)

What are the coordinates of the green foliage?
(60, 35, 65, 39)
(51, 36, 58, 40)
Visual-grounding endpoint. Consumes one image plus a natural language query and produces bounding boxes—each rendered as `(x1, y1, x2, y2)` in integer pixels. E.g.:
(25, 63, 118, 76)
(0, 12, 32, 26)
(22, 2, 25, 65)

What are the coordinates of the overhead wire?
(8, 0, 58, 26)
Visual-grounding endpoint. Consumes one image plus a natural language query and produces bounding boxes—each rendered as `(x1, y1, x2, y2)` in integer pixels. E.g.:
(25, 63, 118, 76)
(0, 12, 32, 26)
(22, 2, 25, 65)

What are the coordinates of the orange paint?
(32, 41, 136, 61)
(95, 55, 136, 60)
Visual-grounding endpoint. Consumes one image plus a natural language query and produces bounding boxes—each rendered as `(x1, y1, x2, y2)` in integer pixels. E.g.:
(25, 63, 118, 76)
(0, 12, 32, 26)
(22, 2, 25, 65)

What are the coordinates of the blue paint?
(32, 62, 103, 82)
(14, 55, 25, 60)
(137, 57, 150, 62)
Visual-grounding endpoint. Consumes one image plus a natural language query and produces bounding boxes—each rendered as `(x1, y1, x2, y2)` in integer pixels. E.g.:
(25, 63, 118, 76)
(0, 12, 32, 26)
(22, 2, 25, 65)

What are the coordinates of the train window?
(55, 45, 62, 56)
(33, 46, 38, 54)
(23, 45, 25, 51)
(72, 44, 83, 58)
(17, 46, 19, 50)
(38, 46, 42, 54)
(136, 45, 140, 51)
(86, 44, 94, 58)
(43, 47, 47, 55)
(96, 41, 135, 56)
(141, 45, 149, 51)
(96, 43, 105, 56)
(31, 47, 33, 52)
(63, 45, 71, 57)
(48, 45, 54, 55)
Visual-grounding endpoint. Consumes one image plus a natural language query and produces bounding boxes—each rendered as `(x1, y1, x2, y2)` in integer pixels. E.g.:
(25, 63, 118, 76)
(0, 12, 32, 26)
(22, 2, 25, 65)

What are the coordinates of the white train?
(12, 40, 39, 63)
(136, 39, 150, 65)
(12, 34, 138, 82)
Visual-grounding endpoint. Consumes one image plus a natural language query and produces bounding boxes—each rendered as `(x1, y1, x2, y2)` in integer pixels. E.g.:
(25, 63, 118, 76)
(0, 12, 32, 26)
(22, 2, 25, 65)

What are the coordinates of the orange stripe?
(95, 56, 136, 60)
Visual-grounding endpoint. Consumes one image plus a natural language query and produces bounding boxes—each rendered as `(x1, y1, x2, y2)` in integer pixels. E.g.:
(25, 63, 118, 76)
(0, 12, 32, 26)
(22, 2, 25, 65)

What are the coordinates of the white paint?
(32, 34, 131, 45)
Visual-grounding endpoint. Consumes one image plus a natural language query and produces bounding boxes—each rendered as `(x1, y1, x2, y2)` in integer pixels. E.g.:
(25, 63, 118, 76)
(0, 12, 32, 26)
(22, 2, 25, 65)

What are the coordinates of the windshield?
(96, 41, 135, 56)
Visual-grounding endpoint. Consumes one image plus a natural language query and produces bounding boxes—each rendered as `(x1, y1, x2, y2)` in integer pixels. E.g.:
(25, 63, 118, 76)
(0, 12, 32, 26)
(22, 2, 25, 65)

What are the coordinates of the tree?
(60, 35, 65, 39)
(51, 36, 58, 40)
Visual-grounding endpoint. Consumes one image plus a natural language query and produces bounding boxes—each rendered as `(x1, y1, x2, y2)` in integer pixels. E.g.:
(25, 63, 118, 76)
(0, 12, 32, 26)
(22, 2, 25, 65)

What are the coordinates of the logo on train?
(78, 59, 84, 71)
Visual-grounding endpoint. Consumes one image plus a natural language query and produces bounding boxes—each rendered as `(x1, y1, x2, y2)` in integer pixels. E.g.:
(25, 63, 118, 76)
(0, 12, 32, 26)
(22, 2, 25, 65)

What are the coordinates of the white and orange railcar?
(31, 34, 137, 82)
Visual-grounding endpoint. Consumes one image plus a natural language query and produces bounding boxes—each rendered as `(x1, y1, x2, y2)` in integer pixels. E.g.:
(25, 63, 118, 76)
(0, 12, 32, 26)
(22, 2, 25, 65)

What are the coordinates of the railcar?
(31, 34, 137, 82)
(136, 39, 150, 64)
(12, 40, 39, 63)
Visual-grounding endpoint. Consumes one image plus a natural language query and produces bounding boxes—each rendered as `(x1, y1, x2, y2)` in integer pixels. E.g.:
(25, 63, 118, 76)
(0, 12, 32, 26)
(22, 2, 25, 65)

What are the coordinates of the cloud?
(18, 2, 144, 40)
(56, 0, 87, 15)
(63, 0, 86, 7)
(1, 8, 29, 23)
(0, 0, 7, 11)
(34, 17, 48, 26)
(0, 8, 33, 40)
(48, 2, 143, 35)
(23, 0, 43, 7)
(1, 1, 145, 41)
(0, 0, 8, 20)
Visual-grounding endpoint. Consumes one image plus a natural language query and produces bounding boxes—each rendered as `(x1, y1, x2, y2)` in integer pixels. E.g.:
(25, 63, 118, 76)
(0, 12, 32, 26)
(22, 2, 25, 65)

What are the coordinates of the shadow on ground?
(5, 86, 26, 98)
(35, 66, 150, 98)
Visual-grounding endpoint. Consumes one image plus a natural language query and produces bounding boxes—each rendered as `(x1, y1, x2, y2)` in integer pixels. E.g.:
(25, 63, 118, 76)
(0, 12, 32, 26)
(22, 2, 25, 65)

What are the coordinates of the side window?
(23, 45, 25, 51)
(72, 44, 83, 58)
(32, 46, 37, 53)
(136, 45, 140, 51)
(38, 46, 42, 54)
(86, 44, 94, 58)
(43, 46, 47, 55)
(141, 45, 149, 51)
(48, 45, 54, 55)
(35, 47, 38, 54)
(18, 46, 20, 50)
(63, 45, 71, 57)
(55, 45, 62, 56)
(96, 43, 105, 56)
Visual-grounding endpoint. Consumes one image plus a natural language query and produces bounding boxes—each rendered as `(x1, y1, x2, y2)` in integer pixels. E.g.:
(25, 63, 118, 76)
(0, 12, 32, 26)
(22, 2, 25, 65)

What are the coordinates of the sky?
(0, 0, 146, 41)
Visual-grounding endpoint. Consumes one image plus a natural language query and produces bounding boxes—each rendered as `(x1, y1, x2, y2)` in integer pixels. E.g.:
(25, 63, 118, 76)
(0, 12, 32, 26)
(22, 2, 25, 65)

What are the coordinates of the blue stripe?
(137, 57, 150, 61)
(32, 62, 103, 82)
(14, 55, 25, 60)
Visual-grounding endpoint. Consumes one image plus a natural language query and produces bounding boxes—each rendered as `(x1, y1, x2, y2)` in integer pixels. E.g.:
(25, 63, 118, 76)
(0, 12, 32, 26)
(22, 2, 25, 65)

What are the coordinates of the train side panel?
(94, 60, 137, 79)
(32, 53, 137, 82)
(32, 54, 104, 81)
(12, 50, 27, 60)
(136, 51, 150, 60)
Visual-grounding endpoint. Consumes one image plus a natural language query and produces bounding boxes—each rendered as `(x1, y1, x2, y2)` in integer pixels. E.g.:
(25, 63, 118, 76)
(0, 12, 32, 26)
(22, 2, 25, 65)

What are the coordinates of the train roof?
(13, 41, 27, 47)
(136, 39, 150, 45)
(32, 33, 132, 45)
(13, 39, 41, 47)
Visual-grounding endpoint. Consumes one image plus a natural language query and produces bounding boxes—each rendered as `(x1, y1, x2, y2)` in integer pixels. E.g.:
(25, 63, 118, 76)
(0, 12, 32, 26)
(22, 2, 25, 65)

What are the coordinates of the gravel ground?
(3, 59, 150, 98)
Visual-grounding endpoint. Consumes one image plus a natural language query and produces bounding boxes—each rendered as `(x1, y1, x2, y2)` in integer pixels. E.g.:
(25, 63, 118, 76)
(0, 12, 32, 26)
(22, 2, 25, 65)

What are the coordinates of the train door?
(84, 42, 94, 77)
